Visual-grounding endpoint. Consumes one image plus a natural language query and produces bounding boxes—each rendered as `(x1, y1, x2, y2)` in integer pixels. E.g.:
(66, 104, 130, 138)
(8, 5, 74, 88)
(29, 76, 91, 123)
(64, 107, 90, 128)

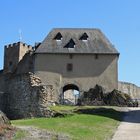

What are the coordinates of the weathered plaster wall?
(34, 53, 118, 94)
(3, 73, 54, 119)
(118, 81, 140, 101)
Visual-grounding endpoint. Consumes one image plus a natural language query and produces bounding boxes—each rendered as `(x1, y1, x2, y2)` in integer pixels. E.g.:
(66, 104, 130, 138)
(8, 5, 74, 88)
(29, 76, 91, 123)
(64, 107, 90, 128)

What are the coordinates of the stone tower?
(4, 42, 32, 73)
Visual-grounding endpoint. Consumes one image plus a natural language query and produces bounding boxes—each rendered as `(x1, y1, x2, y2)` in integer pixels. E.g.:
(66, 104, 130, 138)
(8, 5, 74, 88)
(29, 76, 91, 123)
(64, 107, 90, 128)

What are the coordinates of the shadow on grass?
(74, 108, 123, 121)
(73, 107, 140, 123)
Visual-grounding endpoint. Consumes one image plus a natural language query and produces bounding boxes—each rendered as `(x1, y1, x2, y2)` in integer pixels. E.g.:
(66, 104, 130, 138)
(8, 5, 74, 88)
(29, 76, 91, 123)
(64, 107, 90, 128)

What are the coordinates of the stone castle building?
(0, 28, 119, 119)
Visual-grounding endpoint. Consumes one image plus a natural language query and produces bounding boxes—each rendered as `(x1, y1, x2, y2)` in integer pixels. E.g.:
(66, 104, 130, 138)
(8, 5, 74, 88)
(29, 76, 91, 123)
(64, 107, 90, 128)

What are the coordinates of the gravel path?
(112, 107, 140, 140)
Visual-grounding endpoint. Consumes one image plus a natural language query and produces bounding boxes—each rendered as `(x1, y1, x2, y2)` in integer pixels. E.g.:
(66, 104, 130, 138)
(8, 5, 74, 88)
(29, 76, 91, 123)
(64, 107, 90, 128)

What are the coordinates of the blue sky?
(0, 0, 140, 86)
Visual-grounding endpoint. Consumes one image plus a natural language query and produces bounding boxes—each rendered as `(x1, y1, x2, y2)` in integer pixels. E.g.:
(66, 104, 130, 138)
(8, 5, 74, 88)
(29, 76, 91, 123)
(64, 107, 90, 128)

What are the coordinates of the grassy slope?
(12, 130, 27, 140)
(12, 106, 122, 140)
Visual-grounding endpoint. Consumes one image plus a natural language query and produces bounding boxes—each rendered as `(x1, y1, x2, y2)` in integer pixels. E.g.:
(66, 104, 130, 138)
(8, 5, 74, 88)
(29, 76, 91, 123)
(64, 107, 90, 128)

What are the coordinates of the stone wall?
(0, 71, 6, 111)
(4, 42, 33, 73)
(0, 71, 5, 92)
(118, 81, 140, 103)
(15, 51, 34, 74)
(3, 73, 55, 119)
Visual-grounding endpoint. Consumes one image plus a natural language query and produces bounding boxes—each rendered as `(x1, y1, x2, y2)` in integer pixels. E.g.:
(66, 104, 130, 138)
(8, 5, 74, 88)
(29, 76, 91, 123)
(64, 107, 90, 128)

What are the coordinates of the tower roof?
(35, 28, 119, 54)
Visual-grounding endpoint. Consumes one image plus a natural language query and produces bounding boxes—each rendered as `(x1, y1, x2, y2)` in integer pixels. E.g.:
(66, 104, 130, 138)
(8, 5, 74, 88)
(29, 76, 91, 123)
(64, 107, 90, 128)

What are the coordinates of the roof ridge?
(53, 28, 100, 30)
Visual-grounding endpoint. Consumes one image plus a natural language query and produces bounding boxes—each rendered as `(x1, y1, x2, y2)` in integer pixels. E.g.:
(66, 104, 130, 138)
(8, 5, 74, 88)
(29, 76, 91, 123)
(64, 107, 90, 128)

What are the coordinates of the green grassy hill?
(12, 106, 123, 140)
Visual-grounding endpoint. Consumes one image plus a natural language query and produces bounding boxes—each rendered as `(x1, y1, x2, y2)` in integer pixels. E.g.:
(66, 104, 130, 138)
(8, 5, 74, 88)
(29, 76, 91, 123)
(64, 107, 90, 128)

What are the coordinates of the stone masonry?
(1, 73, 55, 119)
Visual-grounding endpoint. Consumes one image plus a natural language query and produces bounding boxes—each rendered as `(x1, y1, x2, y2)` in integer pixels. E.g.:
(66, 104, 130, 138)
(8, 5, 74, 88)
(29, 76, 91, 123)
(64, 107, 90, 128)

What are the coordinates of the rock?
(104, 89, 131, 106)
(80, 85, 106, 106)
(0, 111, 13, 140)
(0, 111, 10, 125)
(79, 85, 137, 107)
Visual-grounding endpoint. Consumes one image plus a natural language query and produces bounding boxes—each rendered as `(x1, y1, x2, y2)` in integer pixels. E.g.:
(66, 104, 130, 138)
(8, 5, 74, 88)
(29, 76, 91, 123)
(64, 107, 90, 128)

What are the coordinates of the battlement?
(4, 42, 33, 74)
(5, 42, 33, 50)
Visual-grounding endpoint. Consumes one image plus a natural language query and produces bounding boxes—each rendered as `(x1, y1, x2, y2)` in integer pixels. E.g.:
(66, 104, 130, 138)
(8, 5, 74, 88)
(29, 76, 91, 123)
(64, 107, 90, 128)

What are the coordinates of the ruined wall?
(3, 73, 55, 119)
(118, 81, 140, 101)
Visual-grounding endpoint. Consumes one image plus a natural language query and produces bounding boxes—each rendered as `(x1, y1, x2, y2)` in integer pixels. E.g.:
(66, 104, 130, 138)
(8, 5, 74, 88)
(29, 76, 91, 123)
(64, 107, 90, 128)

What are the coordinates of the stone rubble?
(79, 85, 138, 107)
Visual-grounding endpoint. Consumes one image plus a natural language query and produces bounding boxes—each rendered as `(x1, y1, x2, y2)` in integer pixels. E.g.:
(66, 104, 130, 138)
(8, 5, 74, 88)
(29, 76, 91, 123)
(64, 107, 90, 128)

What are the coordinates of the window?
(9, 61, 13, 66)
(69, 54, 73, 59)
(64, 39, 75, 48)
(95, 54, 98, 59)
(67, 63, 73, 71)
(79, 33, 89, 41)
(54, 32, 62, 41)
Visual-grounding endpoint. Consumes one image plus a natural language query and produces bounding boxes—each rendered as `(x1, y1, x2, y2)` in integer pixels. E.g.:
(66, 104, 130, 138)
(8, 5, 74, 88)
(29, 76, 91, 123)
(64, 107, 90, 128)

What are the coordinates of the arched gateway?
(62, 84, 80, 105)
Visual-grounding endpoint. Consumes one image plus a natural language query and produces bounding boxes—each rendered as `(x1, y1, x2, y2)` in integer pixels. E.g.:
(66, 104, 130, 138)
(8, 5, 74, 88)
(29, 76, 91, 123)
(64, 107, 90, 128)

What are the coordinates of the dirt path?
(14, 126, 70, 140)
(112, 107, 140, 140)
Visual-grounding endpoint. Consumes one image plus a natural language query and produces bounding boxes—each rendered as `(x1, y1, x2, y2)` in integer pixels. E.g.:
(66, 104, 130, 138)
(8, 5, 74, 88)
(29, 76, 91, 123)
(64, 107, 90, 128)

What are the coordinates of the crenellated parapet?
(4, 42, 33, 74)
(5, 42, 33, 50)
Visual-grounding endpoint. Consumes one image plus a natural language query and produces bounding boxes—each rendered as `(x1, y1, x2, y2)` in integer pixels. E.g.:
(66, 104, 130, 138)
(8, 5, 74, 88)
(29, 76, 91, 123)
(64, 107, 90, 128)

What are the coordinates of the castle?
(0, 28, 120, 119)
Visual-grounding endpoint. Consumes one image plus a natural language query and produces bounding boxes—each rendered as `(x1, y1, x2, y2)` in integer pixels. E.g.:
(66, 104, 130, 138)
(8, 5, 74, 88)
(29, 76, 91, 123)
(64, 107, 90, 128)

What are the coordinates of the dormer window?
(79, 33, 89, 41)
(64, 39, 75, 48)
(54, 32, 62, 41)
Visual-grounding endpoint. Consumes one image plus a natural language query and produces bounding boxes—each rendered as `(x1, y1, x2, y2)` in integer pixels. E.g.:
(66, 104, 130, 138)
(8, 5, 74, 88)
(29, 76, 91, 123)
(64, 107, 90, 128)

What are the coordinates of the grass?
(12, 130, 27, 140)
(12, 106, 123, 140)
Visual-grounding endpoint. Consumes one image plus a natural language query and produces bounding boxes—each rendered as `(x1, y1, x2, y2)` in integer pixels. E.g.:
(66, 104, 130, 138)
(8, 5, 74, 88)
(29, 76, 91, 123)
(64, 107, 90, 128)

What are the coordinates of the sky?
(0, 0, 140, 86)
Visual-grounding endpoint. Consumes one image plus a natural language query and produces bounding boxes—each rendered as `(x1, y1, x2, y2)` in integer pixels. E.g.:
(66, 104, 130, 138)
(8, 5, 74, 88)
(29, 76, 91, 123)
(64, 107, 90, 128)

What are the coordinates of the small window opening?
(69, 54, 73, 59)
(64, 39, 75, 48)
(95, 54, 98, 59)
(29, 61, 33, 69)
(79, 33, 89, 41)
(54, 32, 62, 41)
(67, 63, 73, 71)
(9, 61, 13, 66)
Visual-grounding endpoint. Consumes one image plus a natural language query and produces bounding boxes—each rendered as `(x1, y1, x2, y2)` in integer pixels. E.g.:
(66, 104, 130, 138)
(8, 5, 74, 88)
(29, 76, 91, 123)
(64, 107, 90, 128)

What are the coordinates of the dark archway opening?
(62, 84, 80, 105)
